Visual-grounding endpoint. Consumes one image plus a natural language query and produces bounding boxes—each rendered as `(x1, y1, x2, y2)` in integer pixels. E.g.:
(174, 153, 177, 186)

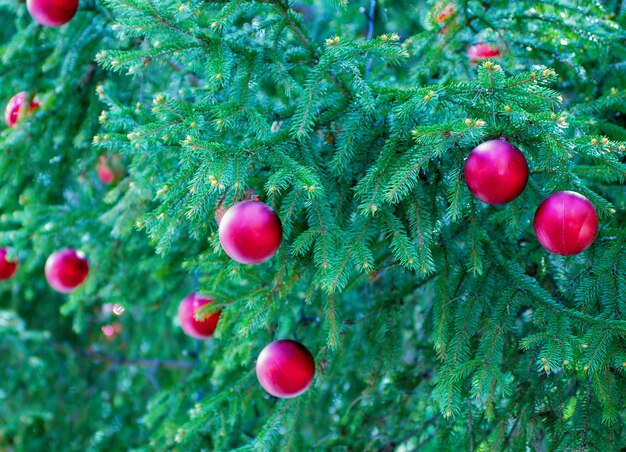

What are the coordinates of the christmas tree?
(1, 0, 625, 449)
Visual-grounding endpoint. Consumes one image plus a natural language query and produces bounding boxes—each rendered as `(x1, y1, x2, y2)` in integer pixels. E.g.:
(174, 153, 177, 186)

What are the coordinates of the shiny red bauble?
(4, 92, 40, 128)
(96, 156, 122, 185)
(464, 139, 529, 204)
(218, 200, 283, 264)
(26, 0, 78, 27)
(533, 191, 599, 256)
(0, 248, 18, 280)
(96, 162, 115, 185)
(45, 248, 89, 293)
(177, 293, 221, 339)
(468, 43, 501, 60)
(256, 340, 315, 398)
(102, 323, 122, 340)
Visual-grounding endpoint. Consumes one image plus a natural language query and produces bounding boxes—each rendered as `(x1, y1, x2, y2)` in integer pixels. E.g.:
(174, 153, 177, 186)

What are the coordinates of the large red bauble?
(26, 0, 78, 26)
(464, 139, 529, 204)
(468, 43, 501, 60)
(177, 293, 221, 339)
(4, 92, 40, 128)
(0, 248, 18, 280)
(218, 200, 283, 264)
(45, 248, 89, 293)
(533, 191, 599, 256)
(256, 340, 315, 398)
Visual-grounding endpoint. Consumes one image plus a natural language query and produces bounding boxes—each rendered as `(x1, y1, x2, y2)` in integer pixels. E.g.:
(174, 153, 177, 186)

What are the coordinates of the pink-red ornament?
(4, 92, 40, 128)
(468, 43, 501, 61)
(97, 161, 115, 185)
(0, 248, 18, 280)
(102, 323, 122, 340)
(533, 191, 599, 256)
(464, 139, 529, 204)
(26, 0, 78, 27)
(96, 155, 122, 185)
(256, 340, 315, 398)
(45, 248, 89, 293)
(218, 200, 283, 264)
(177, 293, 221, 339)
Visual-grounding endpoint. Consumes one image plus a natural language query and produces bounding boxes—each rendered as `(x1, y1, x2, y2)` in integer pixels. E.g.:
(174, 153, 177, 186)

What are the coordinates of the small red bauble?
(464, 139, 529, 204)
(468, 44, 501, 60)
(102, 323, 122, 340)
(45, 248, 89, 293)
(4, 92, 40, 128)
(26, 0, 78, 26)
(96, 156, 120, 185)
(256, 340, 315, 398)
(533, 191, 599, 256)
(96, 163, 115, 185)
(218, 200, 283, 264)
(0, 248, 18, 280)
(178, 293, 221, 339)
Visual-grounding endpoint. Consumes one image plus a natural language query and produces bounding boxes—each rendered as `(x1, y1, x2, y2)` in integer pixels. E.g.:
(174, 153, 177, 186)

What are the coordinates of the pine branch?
(263, 0, 351, 101)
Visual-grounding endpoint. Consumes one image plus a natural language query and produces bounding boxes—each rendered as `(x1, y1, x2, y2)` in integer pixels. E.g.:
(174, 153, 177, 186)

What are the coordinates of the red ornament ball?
(0, 248, 18, 280)
(4, 92, 40, 128)
(45, 248, 89, 293)
(178, 293, 221, 339)
(218, 200, 283, 264)
(96, 156, 122, 185)
(533, 191, 599, 256)
(464, 139, 529, 204)
(256, 340, 315, 398)
(468, 43, 501, 60)
(26, 0, 78, 26)
(102, 323, 122, 340)
(96, 161, 115, 184)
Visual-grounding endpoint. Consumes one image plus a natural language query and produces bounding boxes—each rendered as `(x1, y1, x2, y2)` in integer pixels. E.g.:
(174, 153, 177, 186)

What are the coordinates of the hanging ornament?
(464, 139, 529, 204)
(45, 248, 89, 293)
(27, 0, 79, 27)
(96, 155, 123, 185)
(0, 248, 18, 280)
(4, 92, 40, 128)
(533, 191, 599, 255)
(102, 323, 122, 340)
(218, 200, 283, 264)
(256, 339, 315, 398)
(468, 43, 501, 61)
(178, 293, 221, 339)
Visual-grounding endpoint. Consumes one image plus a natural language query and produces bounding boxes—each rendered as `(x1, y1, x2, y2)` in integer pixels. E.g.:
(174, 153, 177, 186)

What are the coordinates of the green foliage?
(1, 0, 626, 450)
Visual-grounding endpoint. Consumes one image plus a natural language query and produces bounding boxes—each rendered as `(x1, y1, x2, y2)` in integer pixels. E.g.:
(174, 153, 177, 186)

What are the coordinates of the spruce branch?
(489, 242, 626, 332)
(260, 0, 351, 101)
